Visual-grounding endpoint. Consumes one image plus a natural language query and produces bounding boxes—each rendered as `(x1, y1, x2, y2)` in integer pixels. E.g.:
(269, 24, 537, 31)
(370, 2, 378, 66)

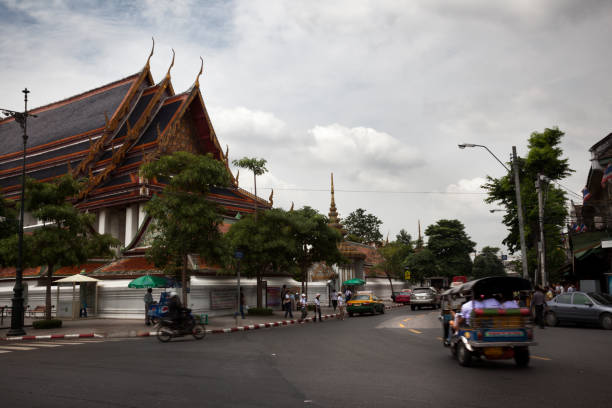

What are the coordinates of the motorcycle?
(155, 309, 206, 342)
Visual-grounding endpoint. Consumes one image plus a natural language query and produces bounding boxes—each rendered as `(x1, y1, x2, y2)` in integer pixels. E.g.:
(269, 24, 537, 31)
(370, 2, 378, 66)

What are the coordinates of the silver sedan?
(545, 291, 612, 329)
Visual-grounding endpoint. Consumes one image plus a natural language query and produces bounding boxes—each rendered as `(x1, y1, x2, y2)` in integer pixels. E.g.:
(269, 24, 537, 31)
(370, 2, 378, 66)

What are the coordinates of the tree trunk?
(182, 254, 188, 307)
(45, 264, 54, 320)
(253, 173, 258, 217)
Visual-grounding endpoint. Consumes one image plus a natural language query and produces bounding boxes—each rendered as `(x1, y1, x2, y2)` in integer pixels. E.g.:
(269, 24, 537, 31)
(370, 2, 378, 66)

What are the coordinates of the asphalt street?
(0, 308, 610, 407)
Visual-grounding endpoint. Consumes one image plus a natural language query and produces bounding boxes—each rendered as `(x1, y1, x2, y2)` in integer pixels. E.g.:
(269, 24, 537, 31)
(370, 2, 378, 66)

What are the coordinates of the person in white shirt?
(300, 294, 308, 321)
(314, 293, 322, 322)
(482, 295, 501, 309)
(337, 293, 346, 320)
(331, 289, 338, 312)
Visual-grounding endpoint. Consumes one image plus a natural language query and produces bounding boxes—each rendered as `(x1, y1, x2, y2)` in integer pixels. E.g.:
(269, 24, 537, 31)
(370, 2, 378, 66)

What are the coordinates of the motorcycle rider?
(167, 291, 185, 329)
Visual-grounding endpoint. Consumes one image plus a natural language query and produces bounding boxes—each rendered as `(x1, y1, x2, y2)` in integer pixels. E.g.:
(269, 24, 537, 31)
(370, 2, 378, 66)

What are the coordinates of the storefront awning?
(572, 231, 610, 260)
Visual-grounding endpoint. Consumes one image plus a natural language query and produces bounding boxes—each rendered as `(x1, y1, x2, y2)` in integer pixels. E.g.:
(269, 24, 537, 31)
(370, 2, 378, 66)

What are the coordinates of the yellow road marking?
(399, 323, 405, 328)
(436, 337, 443, 341)
(531, 355, 552, 361)
(409, 329, 422, 334)
(403, 318, 412, 322)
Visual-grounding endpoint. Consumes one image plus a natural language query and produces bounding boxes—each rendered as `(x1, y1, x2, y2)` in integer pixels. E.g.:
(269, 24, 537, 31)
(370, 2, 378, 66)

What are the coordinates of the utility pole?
(535, 174, 547, 287)
(512, 147, 529, 280)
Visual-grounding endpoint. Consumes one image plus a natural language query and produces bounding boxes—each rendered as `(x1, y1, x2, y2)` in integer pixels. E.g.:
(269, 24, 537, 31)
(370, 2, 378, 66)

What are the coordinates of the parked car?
(347, 292, 385, 316)
(393, 289, 412, 304)
(545, 291, 612, 330)
(410, 287, 440, 310)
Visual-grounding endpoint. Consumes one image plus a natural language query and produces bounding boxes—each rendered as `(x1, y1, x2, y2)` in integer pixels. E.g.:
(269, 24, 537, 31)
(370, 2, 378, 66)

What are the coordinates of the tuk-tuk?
(442, 276, 536, 367)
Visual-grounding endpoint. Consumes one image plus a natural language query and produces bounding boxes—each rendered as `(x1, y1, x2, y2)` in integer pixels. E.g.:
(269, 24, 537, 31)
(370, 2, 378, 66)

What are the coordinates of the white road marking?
(0, 350, 12, 353)
(17, 343, 61, 347)
(0, 345, 37, 351)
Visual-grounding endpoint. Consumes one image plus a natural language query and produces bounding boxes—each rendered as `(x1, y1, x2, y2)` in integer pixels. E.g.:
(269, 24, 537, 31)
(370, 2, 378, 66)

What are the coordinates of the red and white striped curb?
(2, 304, 406, 341)
(1, 333, 104, 341)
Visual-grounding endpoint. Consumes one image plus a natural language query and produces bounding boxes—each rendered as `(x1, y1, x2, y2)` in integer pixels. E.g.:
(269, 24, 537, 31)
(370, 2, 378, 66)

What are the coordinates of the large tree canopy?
(483, 127, 572, 283)
(343, 208, 383, 244)
(287, 206, 344, 287)
(404, 248, 438, 283)
(24, 174, 117, 319)
(425, 219, 475, 277)
(141, 151, 231, 304)
(472, 246, 506, 279)
(224, 208, 296, 307)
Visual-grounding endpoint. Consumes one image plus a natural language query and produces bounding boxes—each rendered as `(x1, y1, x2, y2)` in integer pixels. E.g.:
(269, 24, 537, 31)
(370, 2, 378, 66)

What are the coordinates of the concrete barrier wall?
(1, 277, 408, 320)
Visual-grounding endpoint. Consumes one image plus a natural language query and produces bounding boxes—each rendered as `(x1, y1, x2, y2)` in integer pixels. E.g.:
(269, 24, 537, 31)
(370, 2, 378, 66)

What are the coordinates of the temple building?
(0, 46, 271, 317)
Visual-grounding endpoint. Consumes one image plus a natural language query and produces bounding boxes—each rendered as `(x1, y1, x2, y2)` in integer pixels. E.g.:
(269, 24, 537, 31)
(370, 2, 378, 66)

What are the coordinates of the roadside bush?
(247, 307, 273, 316)
(32, 319, 62, 329)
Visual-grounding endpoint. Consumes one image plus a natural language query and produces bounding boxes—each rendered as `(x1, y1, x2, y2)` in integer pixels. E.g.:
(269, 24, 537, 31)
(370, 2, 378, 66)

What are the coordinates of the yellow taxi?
(346, 291, 385, 316)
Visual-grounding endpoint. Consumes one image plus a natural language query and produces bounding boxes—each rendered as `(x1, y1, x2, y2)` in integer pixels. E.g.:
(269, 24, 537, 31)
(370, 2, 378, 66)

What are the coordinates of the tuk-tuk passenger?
(481, 293, 501, 309)
(500, 293, 519, 309)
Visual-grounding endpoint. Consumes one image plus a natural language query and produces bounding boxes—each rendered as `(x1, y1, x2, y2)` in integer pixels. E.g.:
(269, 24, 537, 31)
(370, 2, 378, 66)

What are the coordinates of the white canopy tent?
(55, 274, 100, 318)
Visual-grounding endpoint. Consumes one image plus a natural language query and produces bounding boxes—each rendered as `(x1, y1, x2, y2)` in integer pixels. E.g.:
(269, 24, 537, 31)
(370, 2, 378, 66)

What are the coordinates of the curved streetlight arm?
(458, 143, 510, 172)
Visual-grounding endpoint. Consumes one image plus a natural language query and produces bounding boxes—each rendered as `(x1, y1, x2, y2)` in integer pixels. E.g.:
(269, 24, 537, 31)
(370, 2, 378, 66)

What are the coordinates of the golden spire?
(328, 172, 346, 235)
(290, 202, 294, 211)
(268, 189, 274, 206)
(235, 170, 239, 185)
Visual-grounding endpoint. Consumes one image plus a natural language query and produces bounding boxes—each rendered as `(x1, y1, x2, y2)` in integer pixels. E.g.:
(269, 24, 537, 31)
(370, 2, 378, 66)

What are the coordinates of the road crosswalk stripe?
(0, 350, 11, 353)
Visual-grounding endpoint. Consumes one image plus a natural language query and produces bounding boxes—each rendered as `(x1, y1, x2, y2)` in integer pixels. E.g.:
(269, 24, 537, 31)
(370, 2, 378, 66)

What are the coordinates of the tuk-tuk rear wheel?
(514, 347, 530, 367)
(457, 343, 472, 367)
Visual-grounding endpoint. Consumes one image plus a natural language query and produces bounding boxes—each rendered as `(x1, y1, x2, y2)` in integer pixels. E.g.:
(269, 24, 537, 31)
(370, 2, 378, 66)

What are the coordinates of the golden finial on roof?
(225, 144, 229, 161)
(195, 56, 204, 88)
(290, 202, 294, 211)
(165, 48, 175, 79)
(385, 232, 389, 245)
(146, 37, 155, 69)
(268, 189, 274, 205)
(235, 170, 239, 185)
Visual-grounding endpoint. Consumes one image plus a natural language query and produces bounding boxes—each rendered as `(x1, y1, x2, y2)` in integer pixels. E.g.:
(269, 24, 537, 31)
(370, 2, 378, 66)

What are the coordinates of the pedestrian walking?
(290, 291, 296, 312)
(345, 288, 352, 302)
(283, 293, 293, 319)
(144, 288, 153, 325)
(300, 293, 308, 321)
(532, 286, 546, 329)
(314, 293, 322, 322)
(331, 289, 338, 312)
(337, 293, 346, 320)
(280, 284, 287, 309)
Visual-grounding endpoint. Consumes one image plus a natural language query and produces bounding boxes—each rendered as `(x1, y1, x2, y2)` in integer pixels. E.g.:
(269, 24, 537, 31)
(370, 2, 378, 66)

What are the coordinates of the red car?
(393, 290, 411, 304)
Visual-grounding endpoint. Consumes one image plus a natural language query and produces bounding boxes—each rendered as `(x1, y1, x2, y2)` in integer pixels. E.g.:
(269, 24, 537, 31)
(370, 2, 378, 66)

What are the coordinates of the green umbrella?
(128, 275, 170, 288)
(343, 278, 366, 286)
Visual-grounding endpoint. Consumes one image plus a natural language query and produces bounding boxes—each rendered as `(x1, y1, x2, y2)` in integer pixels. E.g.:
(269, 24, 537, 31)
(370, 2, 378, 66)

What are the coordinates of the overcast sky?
(2, 0, 611, 254)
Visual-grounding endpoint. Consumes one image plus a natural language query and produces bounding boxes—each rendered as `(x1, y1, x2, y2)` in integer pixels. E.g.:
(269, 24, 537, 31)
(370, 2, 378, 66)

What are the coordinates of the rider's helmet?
(169, 290, 178, 297)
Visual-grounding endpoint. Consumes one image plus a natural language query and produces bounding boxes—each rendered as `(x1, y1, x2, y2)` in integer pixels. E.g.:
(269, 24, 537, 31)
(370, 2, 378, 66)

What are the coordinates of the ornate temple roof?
(0, 47, 270, 217)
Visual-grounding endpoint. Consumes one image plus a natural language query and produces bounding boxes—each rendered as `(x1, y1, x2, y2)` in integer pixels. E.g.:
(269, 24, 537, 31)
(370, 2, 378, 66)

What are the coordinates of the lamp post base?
(6, 327, 26, 337)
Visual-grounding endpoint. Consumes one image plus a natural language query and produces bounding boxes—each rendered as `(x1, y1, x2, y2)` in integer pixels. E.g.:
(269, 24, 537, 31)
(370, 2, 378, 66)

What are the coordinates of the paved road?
(0, 308, 610, 407)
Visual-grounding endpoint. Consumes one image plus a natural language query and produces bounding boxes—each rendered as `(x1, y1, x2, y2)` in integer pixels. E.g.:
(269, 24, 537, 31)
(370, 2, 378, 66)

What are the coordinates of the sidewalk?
(1, 303, 406, 341)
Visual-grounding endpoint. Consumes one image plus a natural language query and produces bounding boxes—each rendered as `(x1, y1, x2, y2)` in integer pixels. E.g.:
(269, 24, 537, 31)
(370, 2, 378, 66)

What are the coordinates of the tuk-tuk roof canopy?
(443, 276, 532, 298)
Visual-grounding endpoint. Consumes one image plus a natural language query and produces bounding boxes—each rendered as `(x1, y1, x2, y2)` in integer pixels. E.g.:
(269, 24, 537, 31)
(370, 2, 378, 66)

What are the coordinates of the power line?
(258, 187, 487, 195)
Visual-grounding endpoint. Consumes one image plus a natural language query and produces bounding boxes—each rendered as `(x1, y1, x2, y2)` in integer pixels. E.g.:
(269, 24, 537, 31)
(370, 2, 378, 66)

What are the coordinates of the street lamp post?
(458, 143, 529, 280)
(1, 89, 36, 336)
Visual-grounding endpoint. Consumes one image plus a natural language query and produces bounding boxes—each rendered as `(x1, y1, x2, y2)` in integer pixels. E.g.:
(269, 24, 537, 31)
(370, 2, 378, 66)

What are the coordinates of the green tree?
(404, 248, 438, 284)
(395, 229, 413, 246)
(225, 209, 296, 307)
(483, 127, 572, 282)
(232, 157, 268, 214)
(0, 198, 18, 266)
(288, 206, 344, 293)
(376, 241, 413, 292)
(141, 152, 231, 305)
(472, 246, 506, 279)
(425, 219, 475, 277)
(343, 208, 383, 244)
(24, 175, 118, 319)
